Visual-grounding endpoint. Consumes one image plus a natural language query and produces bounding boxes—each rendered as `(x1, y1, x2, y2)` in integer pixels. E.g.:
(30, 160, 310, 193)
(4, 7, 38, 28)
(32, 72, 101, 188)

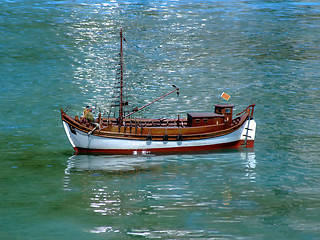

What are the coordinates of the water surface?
(1, 0, 320, 239)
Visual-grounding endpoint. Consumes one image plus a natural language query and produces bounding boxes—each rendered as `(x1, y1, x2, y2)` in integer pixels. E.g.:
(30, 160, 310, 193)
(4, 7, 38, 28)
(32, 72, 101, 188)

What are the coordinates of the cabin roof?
(187, 112, 224, 118)
(214, 104, 235, 108)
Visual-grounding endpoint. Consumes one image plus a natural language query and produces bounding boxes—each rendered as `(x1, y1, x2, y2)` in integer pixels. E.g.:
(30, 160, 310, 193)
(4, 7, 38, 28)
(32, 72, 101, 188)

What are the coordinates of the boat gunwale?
(61, 108, 250, 141)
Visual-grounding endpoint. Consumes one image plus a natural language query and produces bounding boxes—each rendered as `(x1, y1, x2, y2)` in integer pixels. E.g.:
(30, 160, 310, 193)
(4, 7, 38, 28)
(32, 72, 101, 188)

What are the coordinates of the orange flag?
(221, 92, 230, 101)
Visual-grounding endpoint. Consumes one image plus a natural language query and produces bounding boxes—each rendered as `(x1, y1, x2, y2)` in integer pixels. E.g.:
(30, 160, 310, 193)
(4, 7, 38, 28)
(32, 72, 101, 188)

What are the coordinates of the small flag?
(221, 92, 230, 101)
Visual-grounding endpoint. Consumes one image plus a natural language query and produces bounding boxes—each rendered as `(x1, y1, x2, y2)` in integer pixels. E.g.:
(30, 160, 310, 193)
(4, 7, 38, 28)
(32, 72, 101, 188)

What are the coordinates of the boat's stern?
(240, 118, 256, 148)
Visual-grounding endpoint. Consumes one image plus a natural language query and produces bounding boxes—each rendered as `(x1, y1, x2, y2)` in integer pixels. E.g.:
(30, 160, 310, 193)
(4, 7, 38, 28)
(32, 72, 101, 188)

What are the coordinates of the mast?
(115, 29, 179, 122)
(119, 28, 124, 124)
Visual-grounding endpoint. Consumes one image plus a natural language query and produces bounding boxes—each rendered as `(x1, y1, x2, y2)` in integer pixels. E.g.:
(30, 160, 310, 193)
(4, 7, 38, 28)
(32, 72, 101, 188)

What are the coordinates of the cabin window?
(203, 118, 208, 124)
(196, 119, 200, 124)
(225, 108, 231, 114)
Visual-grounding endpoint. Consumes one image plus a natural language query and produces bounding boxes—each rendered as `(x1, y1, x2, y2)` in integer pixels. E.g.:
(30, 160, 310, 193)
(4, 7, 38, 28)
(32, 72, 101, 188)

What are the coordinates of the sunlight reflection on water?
(63, 151, 258, 238)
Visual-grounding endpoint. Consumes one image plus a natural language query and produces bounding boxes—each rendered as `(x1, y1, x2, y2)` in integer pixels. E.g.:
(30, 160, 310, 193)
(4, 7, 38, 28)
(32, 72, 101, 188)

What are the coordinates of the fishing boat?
(61, 29, 256, 155)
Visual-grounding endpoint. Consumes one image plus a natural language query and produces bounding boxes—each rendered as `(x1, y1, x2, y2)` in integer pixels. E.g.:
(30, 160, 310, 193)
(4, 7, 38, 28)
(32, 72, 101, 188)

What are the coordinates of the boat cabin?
(187, 104, 234, 127)
(187, 112, 224, 127)
(214, 104, 234, 125)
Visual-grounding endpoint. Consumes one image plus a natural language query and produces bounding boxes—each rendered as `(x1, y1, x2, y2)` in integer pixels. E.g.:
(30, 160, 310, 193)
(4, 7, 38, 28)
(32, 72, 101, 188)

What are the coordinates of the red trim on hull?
(74, 140, 254, 155)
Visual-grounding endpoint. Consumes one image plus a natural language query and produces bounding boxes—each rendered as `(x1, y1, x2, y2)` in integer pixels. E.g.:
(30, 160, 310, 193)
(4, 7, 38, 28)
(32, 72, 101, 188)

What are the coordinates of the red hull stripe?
(74, 140, 254, 154)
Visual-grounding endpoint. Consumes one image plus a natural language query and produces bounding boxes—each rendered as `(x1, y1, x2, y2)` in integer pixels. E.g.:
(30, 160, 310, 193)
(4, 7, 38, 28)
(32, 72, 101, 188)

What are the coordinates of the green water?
(1, 0, 320, 239)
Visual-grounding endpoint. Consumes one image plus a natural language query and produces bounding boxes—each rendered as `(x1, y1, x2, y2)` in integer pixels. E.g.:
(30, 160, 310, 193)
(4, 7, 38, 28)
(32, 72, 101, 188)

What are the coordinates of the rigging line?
(123, 37, 149, 63)
(122, 35, 159, 71)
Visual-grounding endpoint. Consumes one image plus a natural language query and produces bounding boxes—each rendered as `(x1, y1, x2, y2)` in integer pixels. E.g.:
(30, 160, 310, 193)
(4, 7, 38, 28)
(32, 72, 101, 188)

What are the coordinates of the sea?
(1, 0, 320, 239)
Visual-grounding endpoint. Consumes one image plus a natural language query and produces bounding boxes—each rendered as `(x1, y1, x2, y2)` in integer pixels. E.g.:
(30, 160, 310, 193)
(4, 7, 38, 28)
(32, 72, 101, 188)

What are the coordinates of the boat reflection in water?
(65, 154, 168, 173)
(242, 150, 256, 182)
(64, 150, 256, 175)
(63, 151, 256, 236)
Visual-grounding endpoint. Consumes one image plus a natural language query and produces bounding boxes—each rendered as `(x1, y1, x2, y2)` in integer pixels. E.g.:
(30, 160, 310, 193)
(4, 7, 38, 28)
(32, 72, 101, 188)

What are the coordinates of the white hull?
(62, 119, 256, 154)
